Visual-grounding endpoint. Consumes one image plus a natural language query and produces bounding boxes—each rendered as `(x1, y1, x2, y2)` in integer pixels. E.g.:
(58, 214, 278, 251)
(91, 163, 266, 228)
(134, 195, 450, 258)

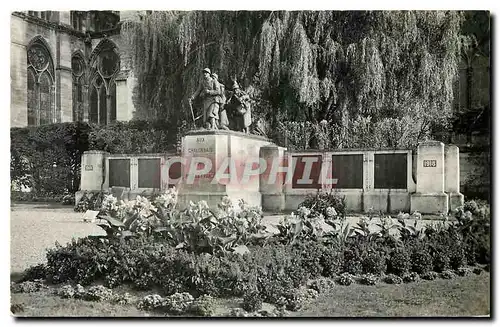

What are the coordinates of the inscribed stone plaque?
(183, 135, 217, 188)
(292, 155, 322, 189)
(138, 158, 161, 188)
(374, 153, 408, 189)
(108, 159, 130, 188)
(423, 160, 437, 167)
(331, 154, 363, 189)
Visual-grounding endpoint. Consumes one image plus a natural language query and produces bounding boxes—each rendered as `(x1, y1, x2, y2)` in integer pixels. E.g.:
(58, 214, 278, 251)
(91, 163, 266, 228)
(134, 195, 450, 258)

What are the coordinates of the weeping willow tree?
(122, 11, 465, 148)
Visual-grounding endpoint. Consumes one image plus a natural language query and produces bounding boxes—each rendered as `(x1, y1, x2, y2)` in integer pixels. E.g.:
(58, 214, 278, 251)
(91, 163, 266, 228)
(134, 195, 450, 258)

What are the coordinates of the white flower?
(411, 211, 422, 220)
(198, 200, 209, 210)
(325, 207, 337, 218)
(297, 206, 311, 217)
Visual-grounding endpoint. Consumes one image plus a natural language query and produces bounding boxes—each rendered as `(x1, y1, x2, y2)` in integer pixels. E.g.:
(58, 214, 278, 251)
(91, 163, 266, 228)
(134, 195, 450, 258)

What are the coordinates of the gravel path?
(10, 203, 105, 273)
(10, 203, 449, 274)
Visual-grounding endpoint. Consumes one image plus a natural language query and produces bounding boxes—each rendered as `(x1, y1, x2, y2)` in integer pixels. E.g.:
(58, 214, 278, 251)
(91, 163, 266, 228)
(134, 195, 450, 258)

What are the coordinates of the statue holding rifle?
(189, 68, 221, 130)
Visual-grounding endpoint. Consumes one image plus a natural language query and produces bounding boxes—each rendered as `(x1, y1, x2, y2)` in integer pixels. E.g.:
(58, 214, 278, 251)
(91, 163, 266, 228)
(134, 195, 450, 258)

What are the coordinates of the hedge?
(10, 120, 186, 197)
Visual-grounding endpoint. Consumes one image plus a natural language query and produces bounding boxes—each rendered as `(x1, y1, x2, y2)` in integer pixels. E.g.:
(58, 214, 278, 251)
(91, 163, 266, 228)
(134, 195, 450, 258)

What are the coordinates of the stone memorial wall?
(76, 133, 463, 215)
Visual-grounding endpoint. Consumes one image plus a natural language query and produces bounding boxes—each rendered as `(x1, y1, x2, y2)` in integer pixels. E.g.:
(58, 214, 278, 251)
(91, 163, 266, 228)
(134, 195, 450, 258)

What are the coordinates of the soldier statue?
(227, 81, 252, 134)
(212, 73, 229, 130)
(190, 68, 221, 130)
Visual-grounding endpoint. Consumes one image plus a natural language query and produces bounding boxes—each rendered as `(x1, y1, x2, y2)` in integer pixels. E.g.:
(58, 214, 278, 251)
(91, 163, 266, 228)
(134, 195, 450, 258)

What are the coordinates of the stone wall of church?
(10, 11, 137, 127)
(10, 13, 79, 127)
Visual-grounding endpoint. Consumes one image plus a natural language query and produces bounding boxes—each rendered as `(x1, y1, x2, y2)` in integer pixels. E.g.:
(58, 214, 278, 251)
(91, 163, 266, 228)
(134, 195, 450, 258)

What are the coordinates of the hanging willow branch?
(123, 10, 465, 146)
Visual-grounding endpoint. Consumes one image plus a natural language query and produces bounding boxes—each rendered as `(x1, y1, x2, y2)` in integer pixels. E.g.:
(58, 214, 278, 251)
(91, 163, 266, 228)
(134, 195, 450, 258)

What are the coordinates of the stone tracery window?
(72, 54, 85, 122)
(88, 39, 119, 125)
(27, 38, 55, 126)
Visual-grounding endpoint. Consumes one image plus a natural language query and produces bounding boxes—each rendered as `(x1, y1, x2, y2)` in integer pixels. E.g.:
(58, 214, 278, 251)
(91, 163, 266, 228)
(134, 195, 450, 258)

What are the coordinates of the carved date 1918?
(423, 160, 437, 167)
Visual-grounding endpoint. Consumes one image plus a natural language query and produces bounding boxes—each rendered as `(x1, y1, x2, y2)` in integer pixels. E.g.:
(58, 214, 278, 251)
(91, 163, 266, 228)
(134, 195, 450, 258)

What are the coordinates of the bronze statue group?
(189, 68, 252, 134)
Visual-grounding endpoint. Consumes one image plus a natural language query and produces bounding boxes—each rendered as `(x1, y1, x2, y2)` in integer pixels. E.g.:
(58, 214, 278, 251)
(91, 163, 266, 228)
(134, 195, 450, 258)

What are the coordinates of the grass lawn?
(293, 273, 491, 317)
(11, 273, 490, 318)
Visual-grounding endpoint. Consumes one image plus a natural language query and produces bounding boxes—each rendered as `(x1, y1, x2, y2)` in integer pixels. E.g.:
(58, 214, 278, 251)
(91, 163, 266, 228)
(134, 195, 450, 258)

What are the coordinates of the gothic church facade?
(10, 11, 140, 127)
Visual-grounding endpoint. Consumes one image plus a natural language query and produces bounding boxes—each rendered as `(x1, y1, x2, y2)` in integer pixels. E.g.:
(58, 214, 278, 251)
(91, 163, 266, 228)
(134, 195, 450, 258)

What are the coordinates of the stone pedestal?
(445, 145, 464, 211)
(177, 130, 275, 209)
(410, 141, 449, 214)
(259, 146, 286, 212)
(75, 150, 108, 204)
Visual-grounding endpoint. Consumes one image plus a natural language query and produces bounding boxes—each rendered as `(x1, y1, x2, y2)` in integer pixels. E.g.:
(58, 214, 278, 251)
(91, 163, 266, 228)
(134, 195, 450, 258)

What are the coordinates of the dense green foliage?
(123, 11, 467, 149)
(10, 122, 90, 195)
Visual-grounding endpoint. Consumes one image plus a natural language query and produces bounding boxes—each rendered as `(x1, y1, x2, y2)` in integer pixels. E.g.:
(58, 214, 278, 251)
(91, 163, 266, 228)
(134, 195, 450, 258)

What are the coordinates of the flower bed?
(16, 192, 490, 315)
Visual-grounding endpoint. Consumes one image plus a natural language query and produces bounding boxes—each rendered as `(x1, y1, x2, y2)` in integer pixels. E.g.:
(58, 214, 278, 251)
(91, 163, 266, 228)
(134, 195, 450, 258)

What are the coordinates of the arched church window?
(26, 37, 55, 126)
(72, 54, 85, 122)
(89, 85, 98, 123)
(99, 84, 107, 124)
(109, 83, 116, 122)
(88, 39, 119, 125)
(27, 68, 36, 126)
(39, 72, 53, 125)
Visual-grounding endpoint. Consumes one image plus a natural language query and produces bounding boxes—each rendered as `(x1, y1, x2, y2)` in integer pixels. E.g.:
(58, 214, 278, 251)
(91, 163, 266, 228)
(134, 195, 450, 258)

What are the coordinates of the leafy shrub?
(384, 274, 403, 284)
(293, 241, 324, 278)
(440, 270, 456, 279)
(74, 191, 108, 212)
(74, 284, 86, 299)
(320, 242, 344, 277)
(454, 201, 490, 264)
(337, 273, 355, 286)
(456, 267, 473, 277)
(10, 191, 66, 203)
(448, 245, 466, 270)
(307, 277, 335, 293)
(298, 191, 346, 220)
(431, 249, 450, 273)
(283, 287, 318, 311)
(11, 280, 47, 293)
(361, 248, 387, 275)
(138, 294, 164, 311)
(388, 248, 411, 276)
(360, 274, 378, 285)
(61, 194, 75, 205)
(10, 122, 90, 196)
(463, 200, 480, 215)
(57, 285, 75, 298)
(84, 285, 113, 302)
(163, 292, 195, 315)
(242, 289, 263, 312)
(402, 272, 420, 283)
(343, 247, 363, 275)
(410, 244, 433, 274)
(133, 272, 156, 291)
(189, 295, 216, 316)
(104, 271, 123, 289)
(473, 267, 483, 275)
(421, 271, 439, 281)
(20, 264, 47, 282)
